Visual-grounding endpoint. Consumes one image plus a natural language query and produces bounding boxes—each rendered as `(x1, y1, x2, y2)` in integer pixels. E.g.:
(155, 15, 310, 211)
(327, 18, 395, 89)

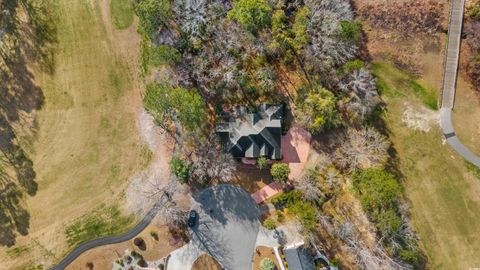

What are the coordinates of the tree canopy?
(227, 0, 271, 33)
(135, 0, 171, 35)
(143, 82, 206, 132)
(297, 86, 340, 133)
(352, 168, 401, 213)
(270, 163, 290, 183)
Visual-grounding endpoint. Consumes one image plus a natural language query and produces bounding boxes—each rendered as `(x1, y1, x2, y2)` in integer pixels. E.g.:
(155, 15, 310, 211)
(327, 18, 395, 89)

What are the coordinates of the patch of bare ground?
(401, 103, 439, 132)
(354, 0, 448, 74)
(192, 254, 223, 270)
(65, 219, 182, 270)
(252, 246, 281, 270)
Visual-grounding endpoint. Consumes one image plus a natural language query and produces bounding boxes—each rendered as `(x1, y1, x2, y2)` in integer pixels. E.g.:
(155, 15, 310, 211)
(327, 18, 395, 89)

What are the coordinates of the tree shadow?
(0, 0, 58, 246)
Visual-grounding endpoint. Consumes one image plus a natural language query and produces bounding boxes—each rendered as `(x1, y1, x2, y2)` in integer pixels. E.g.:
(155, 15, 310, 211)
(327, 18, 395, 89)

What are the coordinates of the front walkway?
(251, 126, 311, 204)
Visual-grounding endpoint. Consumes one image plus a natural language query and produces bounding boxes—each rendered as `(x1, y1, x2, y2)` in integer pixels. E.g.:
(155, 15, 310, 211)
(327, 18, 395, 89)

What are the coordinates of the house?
(216, 104, 283, 160)
(283, 243, 315, 270)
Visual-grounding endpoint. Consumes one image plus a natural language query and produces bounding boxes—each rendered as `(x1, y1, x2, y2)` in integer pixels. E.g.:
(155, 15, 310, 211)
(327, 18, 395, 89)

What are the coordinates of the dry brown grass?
(65, 221, 180, 270)
(356, 3, 480, 267)
(252, 246, 281, 270)
(192, 254, 223, 270)
(0, 0, 151, 268)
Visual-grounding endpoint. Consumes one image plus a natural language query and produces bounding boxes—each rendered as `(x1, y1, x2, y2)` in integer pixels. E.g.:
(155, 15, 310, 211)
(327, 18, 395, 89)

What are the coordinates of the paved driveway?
(189, 185, 261, 270)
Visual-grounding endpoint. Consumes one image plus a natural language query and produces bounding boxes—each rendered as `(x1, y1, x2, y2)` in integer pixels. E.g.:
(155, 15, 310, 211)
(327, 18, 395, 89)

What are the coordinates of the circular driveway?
(190, 185, 261, 270)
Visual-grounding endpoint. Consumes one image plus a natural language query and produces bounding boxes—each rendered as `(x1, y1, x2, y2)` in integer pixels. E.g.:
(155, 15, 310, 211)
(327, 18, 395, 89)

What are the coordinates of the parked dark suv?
(188, 210, 198, 228)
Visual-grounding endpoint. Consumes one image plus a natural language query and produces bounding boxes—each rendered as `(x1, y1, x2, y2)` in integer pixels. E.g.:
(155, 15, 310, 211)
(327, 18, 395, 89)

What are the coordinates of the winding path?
(440, 0, 480, 166)
(48, 1, 479, 269)
(49, 194, 170, 270)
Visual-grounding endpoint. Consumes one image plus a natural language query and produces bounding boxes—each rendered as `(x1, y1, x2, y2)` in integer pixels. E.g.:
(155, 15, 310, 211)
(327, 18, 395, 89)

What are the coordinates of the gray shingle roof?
(216, 104, 283, 159)
(284, 247, 315, 270)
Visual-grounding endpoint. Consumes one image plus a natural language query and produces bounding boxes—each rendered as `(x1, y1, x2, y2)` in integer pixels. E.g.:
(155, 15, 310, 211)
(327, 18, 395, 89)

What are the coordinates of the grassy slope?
(0, 0, 148, 268)
(374, 61, 480, 269)
(110, 0, 134, 30)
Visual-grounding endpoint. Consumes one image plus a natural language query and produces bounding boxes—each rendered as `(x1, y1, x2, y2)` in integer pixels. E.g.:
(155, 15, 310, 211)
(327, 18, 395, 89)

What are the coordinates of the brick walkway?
(251, 126, 312, 204)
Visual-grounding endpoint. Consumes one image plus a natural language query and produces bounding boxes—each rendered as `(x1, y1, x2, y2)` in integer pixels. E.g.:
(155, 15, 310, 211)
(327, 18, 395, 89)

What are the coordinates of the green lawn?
(110, 0, 134, 29)
(374, 61, 480, 269)
(372, 62, 438, 110)
(64, 205, 134, 248)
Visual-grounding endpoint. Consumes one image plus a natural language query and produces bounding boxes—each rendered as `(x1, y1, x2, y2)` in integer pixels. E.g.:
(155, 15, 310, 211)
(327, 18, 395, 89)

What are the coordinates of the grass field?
(374, 60, 480, 269)
(0, 0, 148, 268)
(110, 0, 134, 30)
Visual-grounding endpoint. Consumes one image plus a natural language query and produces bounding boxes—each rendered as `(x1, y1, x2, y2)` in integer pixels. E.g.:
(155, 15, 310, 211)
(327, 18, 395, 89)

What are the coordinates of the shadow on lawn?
(0, 0, 57, 247)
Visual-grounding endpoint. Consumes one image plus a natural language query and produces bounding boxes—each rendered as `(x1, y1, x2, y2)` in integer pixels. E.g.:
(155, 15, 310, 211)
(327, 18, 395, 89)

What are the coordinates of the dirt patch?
(252, 246, 281, 270)
(192, 254, 223, 270)
(354, 0, 448, 74)
(401, 103, 439, 132)
(65, 220, 182, 270)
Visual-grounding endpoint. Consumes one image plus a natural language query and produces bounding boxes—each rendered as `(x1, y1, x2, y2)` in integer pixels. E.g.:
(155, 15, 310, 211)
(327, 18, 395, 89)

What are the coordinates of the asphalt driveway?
(189, 184, 261, 270)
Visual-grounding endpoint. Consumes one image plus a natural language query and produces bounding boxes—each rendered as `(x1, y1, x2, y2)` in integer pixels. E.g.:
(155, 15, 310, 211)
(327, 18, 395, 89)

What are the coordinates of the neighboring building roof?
(283, 246, 315, 270)
(216, 104, 283, 160)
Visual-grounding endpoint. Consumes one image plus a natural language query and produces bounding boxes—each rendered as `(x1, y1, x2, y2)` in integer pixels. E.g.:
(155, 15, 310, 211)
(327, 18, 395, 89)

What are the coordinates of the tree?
(143, 82, 206, 133)
(292, 6, 309, 52)
(335, 127, 390, 172)
(259, 258, 276, 270)
(135, 0, 171, 35)
(133, 237, 146, 250)
(170, 157, 191, 183)
(256, 156, 267, 169)
(297, 86, 340, 133)
(270, 163, 290, 183)
(271, 9, 293, 51)
(339, 20, 362, 42)
(352, 168, 401, 213)
(263, 218, 276, 230)
(227, 0, 271, 33)
(338, 68, 380, 122)
(304, 0, 357, 70)
(296, 169, 324, 202)
(150, 45, 181, 66)
(190, 134, 236, 184)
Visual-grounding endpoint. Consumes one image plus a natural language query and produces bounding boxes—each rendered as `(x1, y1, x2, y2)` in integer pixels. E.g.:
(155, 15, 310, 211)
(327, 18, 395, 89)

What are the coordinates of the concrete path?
(439, 0, 480, 167)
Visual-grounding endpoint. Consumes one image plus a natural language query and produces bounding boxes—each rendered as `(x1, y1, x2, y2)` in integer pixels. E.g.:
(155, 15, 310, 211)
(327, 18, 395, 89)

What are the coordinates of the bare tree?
(190, 135, 236, 184)
(338, 68, 381, 122)
(296, 169, 324, 202)
(319, 215, 411, 270)
(305, 0, 357, 71)
(335, 127, 390, 172)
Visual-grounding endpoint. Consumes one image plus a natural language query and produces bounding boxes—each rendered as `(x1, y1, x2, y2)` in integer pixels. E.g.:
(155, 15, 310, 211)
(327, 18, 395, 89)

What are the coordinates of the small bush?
(133, 237, 146, 250)
(150, 231, 159, 240)
(150, 45, 181, 66)
(260, 258, 276, 270)
(271, 190, 302, 206)
(276, 210, 285, 223)
(170, 157, 191, 183)
(465, 160, 480, 180)
(399, 248, 419, 264)
(257, 156, 268, 169)
(339, 20, 362, 42)
(271, 163, 290, 183)
(330, 257, 339, 266)
(263, 218, 276, 230)
(137, 258, 147, 267)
